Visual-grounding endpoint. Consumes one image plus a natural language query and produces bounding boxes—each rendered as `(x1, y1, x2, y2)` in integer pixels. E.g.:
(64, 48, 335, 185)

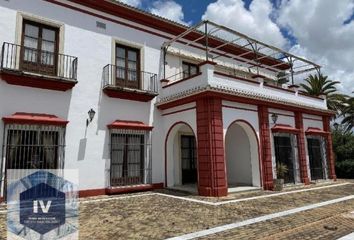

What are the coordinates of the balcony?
(158, 62, 329, 113)
(102, 64, 158, 102)
(0, 42, 78, 91)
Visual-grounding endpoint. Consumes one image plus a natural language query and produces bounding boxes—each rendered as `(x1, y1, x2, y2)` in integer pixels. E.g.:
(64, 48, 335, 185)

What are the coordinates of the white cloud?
(202, 0, 287, 48)
(201, 0, 354, 95)
(277, 0, 354, 94)
(117, 0, 142, 7)
(149, 0, 190, 25)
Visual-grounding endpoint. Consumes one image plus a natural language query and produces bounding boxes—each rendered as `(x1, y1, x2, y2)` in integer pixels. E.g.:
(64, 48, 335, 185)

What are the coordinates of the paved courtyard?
(0, 180, 354, 239)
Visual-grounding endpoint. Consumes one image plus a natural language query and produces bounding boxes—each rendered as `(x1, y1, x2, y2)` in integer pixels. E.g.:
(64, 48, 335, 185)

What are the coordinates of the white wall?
(226, 124, 252, 185)
(0, 0, 169, 191)
(303, 114, 324, 130)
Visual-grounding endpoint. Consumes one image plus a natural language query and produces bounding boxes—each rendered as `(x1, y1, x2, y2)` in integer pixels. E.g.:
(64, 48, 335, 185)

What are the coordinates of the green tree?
(341, 96, 354, 132)
(332, 125, 354, 178)
(300, 74, 340, 96)
(300, 73, 346, 113)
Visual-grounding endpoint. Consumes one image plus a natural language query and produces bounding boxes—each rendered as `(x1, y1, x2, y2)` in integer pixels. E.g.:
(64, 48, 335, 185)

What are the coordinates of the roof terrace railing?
(162, 20, 321, 85)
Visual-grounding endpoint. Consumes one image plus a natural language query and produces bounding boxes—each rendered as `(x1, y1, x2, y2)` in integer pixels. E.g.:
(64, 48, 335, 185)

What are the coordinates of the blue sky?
(122, 0, 354, 94)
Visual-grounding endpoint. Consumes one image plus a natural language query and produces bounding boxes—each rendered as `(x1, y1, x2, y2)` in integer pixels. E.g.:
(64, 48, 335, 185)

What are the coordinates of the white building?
(0, 0, 336, 199)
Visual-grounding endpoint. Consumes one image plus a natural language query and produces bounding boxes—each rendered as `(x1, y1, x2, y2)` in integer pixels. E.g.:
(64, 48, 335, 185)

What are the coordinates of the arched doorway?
(165, 122, 197, 189)
(225, 120, 261, 187)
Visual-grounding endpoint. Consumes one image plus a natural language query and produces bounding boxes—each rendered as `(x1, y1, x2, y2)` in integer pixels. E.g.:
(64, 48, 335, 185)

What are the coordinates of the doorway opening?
(274, 134, 299, 184)
(225, 121, 261, 189)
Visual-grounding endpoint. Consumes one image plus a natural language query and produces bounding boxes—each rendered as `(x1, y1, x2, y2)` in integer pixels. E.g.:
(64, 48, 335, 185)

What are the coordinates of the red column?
(258, 105, 274, 190)
(196, 96, 228, 197)
(323, 116, 337, 180)
(295, 112, 310, 184)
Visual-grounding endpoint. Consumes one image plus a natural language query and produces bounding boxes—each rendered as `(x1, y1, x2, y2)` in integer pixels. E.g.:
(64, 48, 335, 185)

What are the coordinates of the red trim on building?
(196, 97, 227, 197)
(79, 183, 163, 198)
(198, 61, 217, 66)
(258, 106, 274, 190)
(106, 183, 163, 195)
(323, 116, 337, 180)
(2, 112, 68, 126)
(288, 84, 300, 89)
(271, 124, 300, 134)
(79, 188, 106, 198)
(305, 127, 329, 136)
(157, 91, 334, 117)
(108, 120, 153, 131)
(295, 112, 310, 185)
(251, 74, 266, 79)
(0, 72, 77, 91)
(103, 87, 157, 102)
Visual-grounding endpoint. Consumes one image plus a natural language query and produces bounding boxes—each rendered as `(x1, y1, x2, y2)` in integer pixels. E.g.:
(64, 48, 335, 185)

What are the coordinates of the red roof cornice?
(108, 120, 153, 131)
(305, 127, 329, 136)
(2, 112, 68, 126)
(271, 124, 300, 134)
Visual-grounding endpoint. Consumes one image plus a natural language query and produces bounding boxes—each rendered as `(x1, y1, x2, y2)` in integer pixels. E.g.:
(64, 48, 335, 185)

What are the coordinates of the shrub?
(335, 160, 354, 179)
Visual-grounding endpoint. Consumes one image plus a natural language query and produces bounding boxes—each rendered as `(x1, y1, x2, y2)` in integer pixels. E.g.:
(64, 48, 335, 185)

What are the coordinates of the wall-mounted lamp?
(271, 113, 278, 124)
(86, 108, 96, 127)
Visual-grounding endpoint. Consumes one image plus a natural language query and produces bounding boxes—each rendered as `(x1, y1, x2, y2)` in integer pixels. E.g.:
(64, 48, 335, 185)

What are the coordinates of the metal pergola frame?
(162, 20, 321, 84)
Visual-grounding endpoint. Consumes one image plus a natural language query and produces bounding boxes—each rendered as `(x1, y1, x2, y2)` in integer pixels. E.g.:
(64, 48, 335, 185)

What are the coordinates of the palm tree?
(341, 96, 354, 132)
(300, 73, 345, 113)
(300, 74, 340, 96)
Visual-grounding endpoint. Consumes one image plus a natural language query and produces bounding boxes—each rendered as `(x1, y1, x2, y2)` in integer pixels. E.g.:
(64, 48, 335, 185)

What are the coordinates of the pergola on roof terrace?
(162, 20, 321, 84)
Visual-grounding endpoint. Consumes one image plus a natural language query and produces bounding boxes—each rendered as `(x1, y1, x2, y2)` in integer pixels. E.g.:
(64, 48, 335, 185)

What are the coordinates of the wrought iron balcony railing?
(1, 42, 78, 81)
(103, 64, 158, 93)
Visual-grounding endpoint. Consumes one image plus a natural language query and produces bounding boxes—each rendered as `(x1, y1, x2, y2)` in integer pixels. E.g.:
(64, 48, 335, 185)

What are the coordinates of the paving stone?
(0, 181, 353, 239)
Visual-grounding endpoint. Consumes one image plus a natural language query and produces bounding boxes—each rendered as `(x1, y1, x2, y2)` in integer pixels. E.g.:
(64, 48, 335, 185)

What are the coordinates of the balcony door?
(274, 135, 296, 184)
(115, 44, 140, 89)
(21, 20, 59, 76)
(307, 138, 325, 180)
(181, 135, 197, 185)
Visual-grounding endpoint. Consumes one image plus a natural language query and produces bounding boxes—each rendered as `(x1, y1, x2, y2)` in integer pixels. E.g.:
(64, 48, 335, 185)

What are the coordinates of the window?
(110, 130, 151, 186)
(115, 44, 140, 89)
(4, 125, 65, 170)
(21, 20, 59, 75)
(182, 61, 199, 79)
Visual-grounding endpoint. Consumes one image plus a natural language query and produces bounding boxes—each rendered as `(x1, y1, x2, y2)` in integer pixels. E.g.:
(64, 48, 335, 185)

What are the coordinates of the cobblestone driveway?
(0, 181, 353, 239)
